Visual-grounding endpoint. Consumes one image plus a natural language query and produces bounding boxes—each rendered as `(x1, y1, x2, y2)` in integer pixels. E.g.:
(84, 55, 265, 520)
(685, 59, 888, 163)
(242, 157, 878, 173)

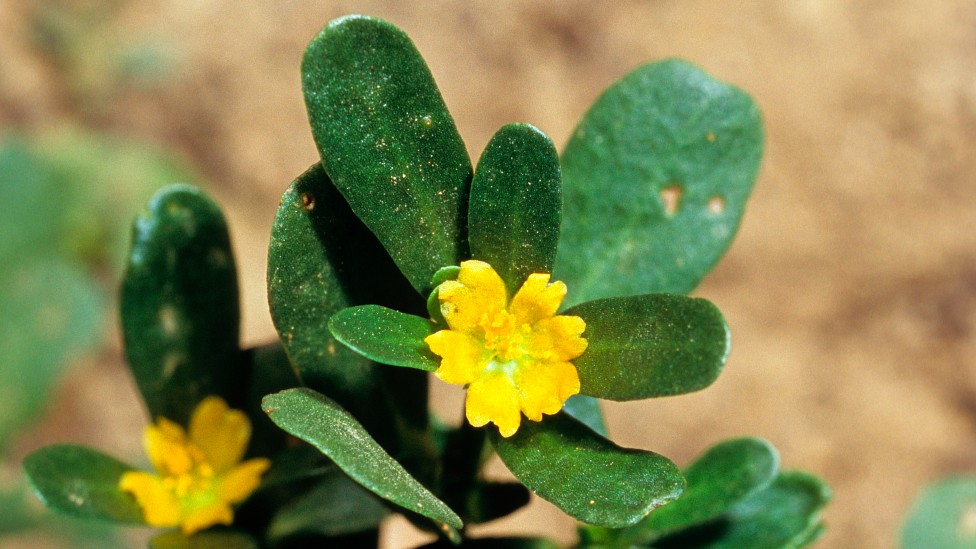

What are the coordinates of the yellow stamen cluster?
(425, 260, 587, 437)
(119, 396, 270, 535)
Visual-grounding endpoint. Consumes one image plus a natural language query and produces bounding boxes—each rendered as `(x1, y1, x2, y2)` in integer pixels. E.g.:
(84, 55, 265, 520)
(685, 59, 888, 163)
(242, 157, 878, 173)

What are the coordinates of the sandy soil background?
(3, 1, 976, 548)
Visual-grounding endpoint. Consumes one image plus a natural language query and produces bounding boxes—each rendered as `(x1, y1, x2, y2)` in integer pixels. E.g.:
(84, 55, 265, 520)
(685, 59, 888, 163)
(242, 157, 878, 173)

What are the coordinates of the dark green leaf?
(566, 294, 729, 400)
(267, 163, 422, 444)
(150, 529, 259, 549)
(561, 394, 607, 437)
(120, 184, 240, 425)
(329, 305, 439, 371)
(303, 15, 472, 294)
(654, 472, 831, 549)
(263, 388, 462, 535)
(0, 258, 102, 447)
(464, 482, 532, 525)
(469, 123, 561, 290)
(631, 438, 779, 542)
(556, 59, 763, 304)
(267, 468, 388, 541)
(493, 412, 683, 527)
(901, 476, 976, 549)
(22, 444, 143, 523)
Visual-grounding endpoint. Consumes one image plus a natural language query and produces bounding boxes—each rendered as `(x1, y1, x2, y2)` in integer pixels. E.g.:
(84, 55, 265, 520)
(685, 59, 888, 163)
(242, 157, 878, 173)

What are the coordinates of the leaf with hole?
(23, 445, 143, 524)
(303, 15, 472, 295)
(556, 59, 763, 304)
(492, 412, 683, 527)
(263, 388, 462, 537)
(566, 294, 729, 400)
(120, 184, 240, 425)
(469, 123, 561, 290)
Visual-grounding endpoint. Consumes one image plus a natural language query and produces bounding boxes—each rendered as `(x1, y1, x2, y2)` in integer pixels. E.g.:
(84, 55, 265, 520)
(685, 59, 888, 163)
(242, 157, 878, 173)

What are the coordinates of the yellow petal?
(145, 418, 194, 476)
(438, 260, 508, 333)
(426, 330, 488, 385)
(189, 396, 250, 473)
(181, 502, 234, 535)
(466, 371, 521, 437)
(217, 458, 272, 504)
(119, 471, 181, 527)
(515, 360, 581, 421)
(509, 274, 567, 326)
(526, 315, 588, 362)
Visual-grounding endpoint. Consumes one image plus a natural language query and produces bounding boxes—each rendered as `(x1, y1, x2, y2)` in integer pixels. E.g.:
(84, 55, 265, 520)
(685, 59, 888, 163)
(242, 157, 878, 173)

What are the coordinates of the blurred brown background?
(3, 1, 976, 548)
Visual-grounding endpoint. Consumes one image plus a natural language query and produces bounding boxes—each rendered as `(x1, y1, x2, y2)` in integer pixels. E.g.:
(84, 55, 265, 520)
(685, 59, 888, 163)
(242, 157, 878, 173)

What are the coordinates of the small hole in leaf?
(660, 185, 683, 216)
(300, 192, 315, 211)
(708, 196, 726, 214)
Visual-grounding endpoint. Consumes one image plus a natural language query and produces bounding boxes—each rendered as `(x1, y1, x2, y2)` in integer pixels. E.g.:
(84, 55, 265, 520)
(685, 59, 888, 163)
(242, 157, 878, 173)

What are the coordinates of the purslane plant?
(23, 13, 830, 549)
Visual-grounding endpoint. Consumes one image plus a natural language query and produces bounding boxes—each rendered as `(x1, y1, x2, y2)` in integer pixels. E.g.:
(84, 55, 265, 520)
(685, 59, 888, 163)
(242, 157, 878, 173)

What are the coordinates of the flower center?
(480, 309, 530, 362)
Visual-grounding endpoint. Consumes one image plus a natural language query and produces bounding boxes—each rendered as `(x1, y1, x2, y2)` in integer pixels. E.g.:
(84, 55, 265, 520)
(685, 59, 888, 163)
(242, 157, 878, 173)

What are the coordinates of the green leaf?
(415, 537, 560, 549)
(561, 394, 607, 437)
(556, 59, 763, 304)
(0, 258, 102, 447)
(492, 412, 683, 527)
(566, 294, 729, 400)
(303, 15, 472, 294)
(469, 123, 561, 290)
(901, 476, 976, 549)
(329, 305, 439, 371)
(653, 472, 831, 549)
(464, 482, 532, 525)
(268, 163, 422, 444)
(630, 438, 779, 542)
(150, 529, 259, 549)
(22, 444, 143, 523)
(120, 184, 240, 425)
(267, 468, 388, 542)
(263, 388, 462, 535)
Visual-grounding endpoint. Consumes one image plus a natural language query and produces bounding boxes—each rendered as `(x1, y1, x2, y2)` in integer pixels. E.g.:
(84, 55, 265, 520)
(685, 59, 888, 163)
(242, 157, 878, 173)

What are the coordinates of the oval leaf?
(23, 444, 143, 523)
(653, 472, 830, 549)
(902, 476, 976, 549)
(469, 123, 561, 290)
(303, 15, 472, 294)
(492, 412, 684, 527)
(566, 294, 730, 400)
(262, 388, 462, 535)
(556, 59, 763, 304)
(631, 438, 780, 542)
(329, 305, 438, 371)
(120, 184, 240, 424)
(268, 164, 423, 443)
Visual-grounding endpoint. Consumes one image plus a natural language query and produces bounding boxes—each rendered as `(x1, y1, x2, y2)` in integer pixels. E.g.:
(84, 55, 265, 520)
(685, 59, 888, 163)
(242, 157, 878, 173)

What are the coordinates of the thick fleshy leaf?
(266, 468, 387, 542)
(492, 412, 683, 527)
(469, 123, 561, 290)
(556, 59, 763, 304)
(267, 163, 423, 444)
(120, 184, 240, 425)
(329, 305, 438, 371)
(415, 537, 560, 549)
(150, 530, 259, 549)
(653, 472, 831, 549)
(23, 445, 143, 523)
(303, 15, 472, 294)
(263, 388, 462, 536)
(561, 394, 607, 437)
(566, 294, 729, 400)
(631, 438, 779, 542)
(901, 476, 976, 549)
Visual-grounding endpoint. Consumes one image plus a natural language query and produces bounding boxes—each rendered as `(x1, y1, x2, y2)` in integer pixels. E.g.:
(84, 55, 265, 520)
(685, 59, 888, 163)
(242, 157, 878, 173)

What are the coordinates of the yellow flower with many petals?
(425, 260, 587, 438)
(119, 396, 271, 535)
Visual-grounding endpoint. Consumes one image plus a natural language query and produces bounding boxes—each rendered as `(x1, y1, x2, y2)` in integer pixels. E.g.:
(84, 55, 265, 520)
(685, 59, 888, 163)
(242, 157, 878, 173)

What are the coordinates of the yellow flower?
(119, 396, 271, 535)
(425, 260, 587, 438)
